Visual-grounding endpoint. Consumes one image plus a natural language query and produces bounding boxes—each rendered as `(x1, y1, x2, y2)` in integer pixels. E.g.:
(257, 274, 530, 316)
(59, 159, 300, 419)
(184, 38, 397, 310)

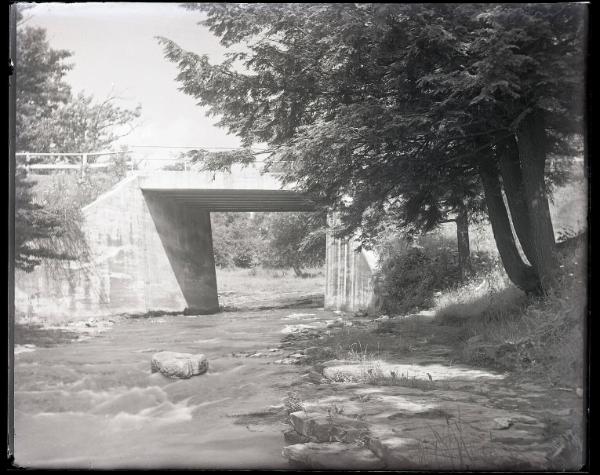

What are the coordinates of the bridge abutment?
(143, 192, 219, 314)
(324, 213, 379, 313)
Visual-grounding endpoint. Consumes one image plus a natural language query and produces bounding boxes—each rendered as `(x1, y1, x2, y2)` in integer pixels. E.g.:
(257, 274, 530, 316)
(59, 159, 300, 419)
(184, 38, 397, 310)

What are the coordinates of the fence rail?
(15, 149, 290, 176)
(16, 151, 136, 178)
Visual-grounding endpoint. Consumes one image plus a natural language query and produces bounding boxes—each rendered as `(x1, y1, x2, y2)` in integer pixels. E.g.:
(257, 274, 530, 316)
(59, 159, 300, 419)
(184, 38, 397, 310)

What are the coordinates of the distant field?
(215, 266, 325, 309)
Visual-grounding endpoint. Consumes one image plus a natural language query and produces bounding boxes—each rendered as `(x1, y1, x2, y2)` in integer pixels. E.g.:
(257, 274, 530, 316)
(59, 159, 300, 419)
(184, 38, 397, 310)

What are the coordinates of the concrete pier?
(324, 226, 379, 313)
(143, 193, 219, 314)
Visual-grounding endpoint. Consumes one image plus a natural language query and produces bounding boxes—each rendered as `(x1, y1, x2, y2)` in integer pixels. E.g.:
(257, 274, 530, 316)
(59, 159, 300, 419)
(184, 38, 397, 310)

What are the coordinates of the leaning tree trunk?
(516, 110, 558, 292)
(496, 135, 539, 269)
(478, 158, 541, 294)
(456, 206, 471, 280)
(292, 264, 304, 277)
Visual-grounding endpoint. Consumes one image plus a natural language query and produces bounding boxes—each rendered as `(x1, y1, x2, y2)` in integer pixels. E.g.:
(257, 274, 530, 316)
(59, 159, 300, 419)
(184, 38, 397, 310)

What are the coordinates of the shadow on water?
(15, 323, 80, 347)
(221, 293, 324, 312)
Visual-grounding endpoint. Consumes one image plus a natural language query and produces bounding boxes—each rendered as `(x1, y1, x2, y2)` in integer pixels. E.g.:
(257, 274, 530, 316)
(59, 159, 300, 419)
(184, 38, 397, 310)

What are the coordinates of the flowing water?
(14, 308, 334, 469)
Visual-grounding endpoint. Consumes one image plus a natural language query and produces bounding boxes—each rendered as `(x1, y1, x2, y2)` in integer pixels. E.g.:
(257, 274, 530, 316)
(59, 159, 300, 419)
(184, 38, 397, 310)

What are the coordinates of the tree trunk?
(456, 207, 471, 280)
(478, 158, 541, 294)
(496, 135, 538, 268)
(292, 264, 304, 277)
(516, 110, 558, 292)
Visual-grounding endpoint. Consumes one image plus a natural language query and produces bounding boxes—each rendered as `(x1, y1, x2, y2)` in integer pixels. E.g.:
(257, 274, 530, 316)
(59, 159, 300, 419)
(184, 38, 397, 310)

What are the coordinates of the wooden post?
(8, 4, 17, 458)
(81, 153, 88, 178)
(456, 208, 471, 280)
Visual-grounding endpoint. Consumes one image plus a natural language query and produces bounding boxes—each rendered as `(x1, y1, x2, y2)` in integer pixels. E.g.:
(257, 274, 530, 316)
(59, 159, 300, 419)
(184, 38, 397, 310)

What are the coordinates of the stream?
(14, 308, 333, 469)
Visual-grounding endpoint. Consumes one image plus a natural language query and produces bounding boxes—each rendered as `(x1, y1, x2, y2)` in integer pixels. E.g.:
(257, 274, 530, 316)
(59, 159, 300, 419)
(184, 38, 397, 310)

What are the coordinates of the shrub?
(374, 245, 460, 315)
(232, 242, 258, 268)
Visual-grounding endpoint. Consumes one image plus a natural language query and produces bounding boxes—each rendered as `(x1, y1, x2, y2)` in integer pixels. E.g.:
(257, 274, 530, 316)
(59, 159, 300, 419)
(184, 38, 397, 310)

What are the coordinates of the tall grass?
(433, 264, 527, 325)
(432, 238, 586, 387)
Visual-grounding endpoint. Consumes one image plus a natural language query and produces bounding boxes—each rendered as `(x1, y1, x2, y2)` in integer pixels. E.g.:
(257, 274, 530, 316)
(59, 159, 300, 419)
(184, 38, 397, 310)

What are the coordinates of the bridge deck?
(141, 189, 316, 212)
(138, 167, 315, 212)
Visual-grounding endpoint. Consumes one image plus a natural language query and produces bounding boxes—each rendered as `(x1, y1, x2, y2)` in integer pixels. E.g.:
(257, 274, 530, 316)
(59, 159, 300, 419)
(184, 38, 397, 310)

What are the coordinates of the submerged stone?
(282, 442, 385, 469)
(367, 432, 422, 469)
(150, 351, 208, 379)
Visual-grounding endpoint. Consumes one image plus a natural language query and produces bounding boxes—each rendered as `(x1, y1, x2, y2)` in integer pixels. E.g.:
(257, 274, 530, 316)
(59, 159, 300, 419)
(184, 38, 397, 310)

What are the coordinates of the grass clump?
(317, 328, 411, 361)
(323, 341, 438, 389)
(433, 265, 527, 325)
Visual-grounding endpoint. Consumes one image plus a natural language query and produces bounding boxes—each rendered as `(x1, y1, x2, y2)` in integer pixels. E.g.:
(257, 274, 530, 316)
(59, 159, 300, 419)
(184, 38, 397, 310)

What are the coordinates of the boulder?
(150, 351, 208, 379)
(493, 417, 514, 430)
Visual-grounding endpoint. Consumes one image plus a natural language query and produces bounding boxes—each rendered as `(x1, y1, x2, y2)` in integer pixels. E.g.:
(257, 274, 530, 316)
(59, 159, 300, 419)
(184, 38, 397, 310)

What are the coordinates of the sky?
(25, 2, 244, 163)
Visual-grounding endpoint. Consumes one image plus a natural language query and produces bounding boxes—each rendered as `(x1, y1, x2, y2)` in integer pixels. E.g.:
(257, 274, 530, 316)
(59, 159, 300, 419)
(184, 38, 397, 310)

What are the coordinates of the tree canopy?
(16, 24, 72, 155)
(161, 3, 586, 293)
(15, 10, 141, 271)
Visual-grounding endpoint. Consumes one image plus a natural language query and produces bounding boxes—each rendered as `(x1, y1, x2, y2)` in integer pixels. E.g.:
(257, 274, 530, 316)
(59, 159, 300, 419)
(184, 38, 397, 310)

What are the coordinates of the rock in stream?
(150, 351, 208, 379)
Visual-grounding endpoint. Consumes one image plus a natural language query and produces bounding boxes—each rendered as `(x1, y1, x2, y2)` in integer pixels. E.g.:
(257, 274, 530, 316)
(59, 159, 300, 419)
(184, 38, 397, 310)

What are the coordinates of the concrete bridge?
(16, 164, 378, 318)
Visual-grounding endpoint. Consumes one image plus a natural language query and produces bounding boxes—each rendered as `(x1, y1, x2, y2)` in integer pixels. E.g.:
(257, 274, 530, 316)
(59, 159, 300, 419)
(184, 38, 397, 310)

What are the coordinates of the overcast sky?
(25, 2, 243, 161)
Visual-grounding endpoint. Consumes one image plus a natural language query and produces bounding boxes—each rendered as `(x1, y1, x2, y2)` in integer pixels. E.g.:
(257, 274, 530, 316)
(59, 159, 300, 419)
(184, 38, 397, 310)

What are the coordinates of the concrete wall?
(15, 175, 207, 319)
(81, 175, 191, 314)
(324, 227, 379, 313)
(15, 258, 111, 321)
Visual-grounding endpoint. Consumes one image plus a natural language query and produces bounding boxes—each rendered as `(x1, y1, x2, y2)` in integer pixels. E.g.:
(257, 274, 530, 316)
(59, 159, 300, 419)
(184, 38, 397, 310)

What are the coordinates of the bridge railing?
(16, 151, 138, 178)
(16, 149, 293, 177)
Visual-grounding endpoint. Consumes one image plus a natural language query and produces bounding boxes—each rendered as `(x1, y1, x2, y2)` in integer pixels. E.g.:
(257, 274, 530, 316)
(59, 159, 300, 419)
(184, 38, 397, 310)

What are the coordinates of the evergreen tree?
(15, 14, 74, 271)
(15, 8, 141, 271)
(159, 3, 587, 293)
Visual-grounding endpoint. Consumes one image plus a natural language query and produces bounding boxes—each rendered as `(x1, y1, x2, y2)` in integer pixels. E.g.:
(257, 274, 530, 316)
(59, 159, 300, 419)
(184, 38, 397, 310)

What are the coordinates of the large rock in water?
(151, 351, 208, 379)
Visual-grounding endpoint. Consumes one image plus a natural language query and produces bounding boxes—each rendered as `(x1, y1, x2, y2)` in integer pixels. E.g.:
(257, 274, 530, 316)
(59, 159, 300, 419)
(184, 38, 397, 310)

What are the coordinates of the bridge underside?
(141, 186, 316, 314)
(141, 188, 316, 212)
